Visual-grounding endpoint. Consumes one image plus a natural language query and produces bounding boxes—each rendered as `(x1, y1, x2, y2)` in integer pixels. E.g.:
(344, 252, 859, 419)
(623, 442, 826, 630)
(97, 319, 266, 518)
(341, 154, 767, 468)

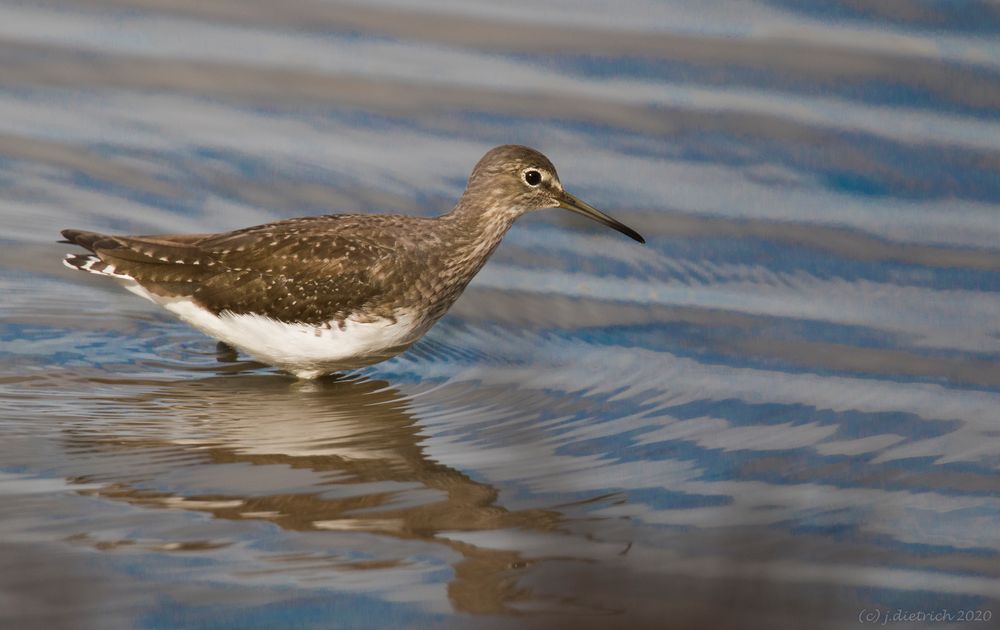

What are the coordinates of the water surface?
(1, 1, 1000, 628)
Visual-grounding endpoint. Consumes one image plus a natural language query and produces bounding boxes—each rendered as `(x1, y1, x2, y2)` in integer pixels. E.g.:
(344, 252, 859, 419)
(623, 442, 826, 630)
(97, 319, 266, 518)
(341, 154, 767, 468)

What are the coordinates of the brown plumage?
(61, 145, 644, 377)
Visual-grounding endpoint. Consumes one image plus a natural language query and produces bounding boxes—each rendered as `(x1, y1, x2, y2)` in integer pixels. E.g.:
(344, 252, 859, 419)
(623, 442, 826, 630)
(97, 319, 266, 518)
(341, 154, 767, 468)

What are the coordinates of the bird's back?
(63, 213, 449, 326)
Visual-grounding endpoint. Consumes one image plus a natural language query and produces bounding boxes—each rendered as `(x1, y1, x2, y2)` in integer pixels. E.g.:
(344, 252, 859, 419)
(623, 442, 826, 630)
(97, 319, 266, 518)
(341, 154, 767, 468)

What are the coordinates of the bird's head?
(462, 145, 645, 243)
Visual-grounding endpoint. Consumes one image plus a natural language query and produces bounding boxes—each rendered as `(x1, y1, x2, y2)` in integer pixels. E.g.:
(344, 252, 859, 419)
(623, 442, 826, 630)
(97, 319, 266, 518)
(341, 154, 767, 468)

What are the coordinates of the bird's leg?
(215, 341, 239, 362)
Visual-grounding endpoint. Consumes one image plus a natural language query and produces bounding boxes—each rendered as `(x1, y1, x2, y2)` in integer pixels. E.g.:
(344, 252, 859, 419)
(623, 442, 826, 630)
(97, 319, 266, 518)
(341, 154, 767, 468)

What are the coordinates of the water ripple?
(2, 0, 999, 626)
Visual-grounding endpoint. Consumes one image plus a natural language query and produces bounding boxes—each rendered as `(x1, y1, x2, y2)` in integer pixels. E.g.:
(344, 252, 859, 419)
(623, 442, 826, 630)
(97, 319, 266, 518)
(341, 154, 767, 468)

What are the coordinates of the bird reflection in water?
(62, 372, 562, 614)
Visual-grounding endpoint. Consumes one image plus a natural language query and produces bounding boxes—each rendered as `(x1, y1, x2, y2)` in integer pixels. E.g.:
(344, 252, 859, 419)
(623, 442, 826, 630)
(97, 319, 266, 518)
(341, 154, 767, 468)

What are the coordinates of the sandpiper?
(61, 145, 644, 378)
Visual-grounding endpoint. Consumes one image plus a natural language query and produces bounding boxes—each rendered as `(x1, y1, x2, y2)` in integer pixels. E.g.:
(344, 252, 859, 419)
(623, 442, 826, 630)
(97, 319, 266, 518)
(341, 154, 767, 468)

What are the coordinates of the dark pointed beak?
(556, 191, 645, 244)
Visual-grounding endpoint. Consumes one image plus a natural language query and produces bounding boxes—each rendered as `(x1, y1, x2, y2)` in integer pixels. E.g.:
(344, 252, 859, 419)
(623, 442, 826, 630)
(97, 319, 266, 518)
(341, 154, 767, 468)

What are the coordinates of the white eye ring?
(522, 169, 542, 187)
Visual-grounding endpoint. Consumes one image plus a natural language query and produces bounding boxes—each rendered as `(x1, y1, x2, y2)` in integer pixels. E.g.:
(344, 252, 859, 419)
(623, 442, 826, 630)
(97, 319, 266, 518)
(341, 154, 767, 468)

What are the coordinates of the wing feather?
(61, 216, 402, 324)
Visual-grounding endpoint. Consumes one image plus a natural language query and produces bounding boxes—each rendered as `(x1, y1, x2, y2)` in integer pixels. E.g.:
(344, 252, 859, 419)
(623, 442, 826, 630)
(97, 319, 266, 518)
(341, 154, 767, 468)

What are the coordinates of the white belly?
(120, 280, 425, 378)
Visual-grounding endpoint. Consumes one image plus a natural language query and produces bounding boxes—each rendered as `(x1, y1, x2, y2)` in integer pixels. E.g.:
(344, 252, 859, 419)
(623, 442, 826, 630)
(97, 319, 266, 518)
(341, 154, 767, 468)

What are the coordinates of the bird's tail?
(60, 229, 134, 278)
(59, 229, 110, 252)
(62, 252, 133, 279)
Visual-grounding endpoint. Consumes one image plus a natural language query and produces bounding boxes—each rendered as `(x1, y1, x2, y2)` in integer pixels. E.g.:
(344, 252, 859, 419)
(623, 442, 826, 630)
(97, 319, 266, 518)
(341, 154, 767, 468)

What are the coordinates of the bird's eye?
(523, 169, 542, 187)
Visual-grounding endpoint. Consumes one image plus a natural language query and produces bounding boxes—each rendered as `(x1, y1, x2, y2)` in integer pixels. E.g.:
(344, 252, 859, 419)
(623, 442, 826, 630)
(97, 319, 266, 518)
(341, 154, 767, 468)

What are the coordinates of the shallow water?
(2, 1, 1000, 628)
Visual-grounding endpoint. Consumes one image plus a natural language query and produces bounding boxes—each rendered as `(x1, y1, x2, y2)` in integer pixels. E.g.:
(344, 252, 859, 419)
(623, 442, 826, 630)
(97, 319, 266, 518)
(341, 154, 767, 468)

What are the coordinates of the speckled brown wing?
(63, 216, 401, 325)
(193, 218, 400, 324)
